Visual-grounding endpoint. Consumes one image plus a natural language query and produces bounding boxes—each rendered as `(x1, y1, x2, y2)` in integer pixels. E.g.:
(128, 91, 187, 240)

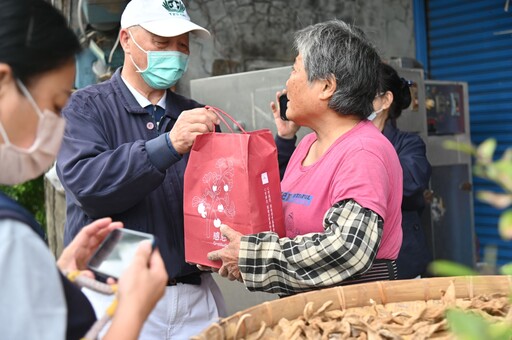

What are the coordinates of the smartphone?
(279, 93, 289, 121)
(87, 228, 155, 280)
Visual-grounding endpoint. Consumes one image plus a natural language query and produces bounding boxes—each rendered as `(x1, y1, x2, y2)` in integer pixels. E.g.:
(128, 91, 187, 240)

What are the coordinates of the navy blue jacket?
(57, 68, 205, 280)
(383, 122, 433, 278)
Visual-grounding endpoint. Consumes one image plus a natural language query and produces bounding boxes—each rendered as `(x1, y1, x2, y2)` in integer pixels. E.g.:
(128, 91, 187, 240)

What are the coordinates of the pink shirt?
(281, 120, 403, 259)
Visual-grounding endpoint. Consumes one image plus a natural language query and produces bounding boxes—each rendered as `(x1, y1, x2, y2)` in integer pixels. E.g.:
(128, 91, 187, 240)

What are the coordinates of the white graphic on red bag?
(191, 158, 236, 239)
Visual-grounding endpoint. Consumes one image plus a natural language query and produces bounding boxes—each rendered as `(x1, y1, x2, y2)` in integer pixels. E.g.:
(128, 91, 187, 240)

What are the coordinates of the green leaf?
(501, 147, 512, 162)
(443, 140, 475, 155)
(498, 209, 512, 240)
(476, 191, 512, 209)
(473, 164, 487, 178)
(493, 160, 512, 192)
(446, 309, 489, 340)
(488, 322, 512, 340)
(428, 260, 478, 276)
(0, 175, 46, 230)
(499, 263, 512, 275)
(485, 164, 502, 183)
(447, 308, 512, 340)
(476, 138, 497, 164)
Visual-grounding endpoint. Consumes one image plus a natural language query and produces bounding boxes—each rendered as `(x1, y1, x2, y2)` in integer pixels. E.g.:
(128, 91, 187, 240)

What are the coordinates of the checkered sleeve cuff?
(238, 199, 383, 295)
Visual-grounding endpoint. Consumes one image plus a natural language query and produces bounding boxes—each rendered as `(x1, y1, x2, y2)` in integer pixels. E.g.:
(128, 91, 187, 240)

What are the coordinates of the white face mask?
(367, 107, 384, 121)
(0, 80, 66, 185)
(368, 92, 386, 121)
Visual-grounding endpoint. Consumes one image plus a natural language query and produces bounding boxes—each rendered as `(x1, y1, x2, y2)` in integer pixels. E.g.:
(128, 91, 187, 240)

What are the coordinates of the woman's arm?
(103, 242, 168, 340)
(211, 199, 383, 296)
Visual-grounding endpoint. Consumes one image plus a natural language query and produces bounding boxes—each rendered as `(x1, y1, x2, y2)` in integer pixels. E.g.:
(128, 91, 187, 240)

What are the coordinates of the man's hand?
(207, 224, 243, 282)
(57, 217, 123, 274)
(168, 107, 220, 155)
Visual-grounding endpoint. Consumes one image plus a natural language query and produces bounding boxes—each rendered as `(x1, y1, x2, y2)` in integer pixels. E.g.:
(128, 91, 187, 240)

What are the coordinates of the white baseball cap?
(121, 0, 210, 38)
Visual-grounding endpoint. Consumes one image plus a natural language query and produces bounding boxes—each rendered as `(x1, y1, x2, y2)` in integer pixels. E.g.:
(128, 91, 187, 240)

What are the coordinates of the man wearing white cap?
(56, 0, 226, 338)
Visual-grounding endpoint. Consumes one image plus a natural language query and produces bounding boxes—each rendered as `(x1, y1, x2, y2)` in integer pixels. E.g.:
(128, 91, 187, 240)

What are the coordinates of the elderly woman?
(208, 19, 404, 296)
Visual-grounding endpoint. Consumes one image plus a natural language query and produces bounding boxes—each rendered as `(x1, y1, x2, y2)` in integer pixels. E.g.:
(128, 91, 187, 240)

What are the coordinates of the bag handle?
(205, 105, 247, 134)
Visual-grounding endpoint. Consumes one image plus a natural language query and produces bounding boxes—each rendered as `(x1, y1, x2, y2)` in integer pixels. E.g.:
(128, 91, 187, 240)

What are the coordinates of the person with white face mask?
(56, 0, 226, 338)
(0, 80, 65, 185)
(370, 62, 433, 280)
(0, 0, 168, 339)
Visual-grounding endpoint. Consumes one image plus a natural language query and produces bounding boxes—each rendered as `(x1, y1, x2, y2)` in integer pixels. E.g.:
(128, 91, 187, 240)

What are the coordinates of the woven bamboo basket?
(193, 275, 512, 339)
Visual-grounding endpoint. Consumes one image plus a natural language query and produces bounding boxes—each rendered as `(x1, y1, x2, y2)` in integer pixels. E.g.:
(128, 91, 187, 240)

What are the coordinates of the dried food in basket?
(241, 282, 510, 339)
(193, 279, 511, 340)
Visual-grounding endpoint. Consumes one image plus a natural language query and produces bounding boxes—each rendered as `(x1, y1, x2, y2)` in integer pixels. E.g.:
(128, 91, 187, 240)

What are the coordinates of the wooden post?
(44, 168, 67, 259)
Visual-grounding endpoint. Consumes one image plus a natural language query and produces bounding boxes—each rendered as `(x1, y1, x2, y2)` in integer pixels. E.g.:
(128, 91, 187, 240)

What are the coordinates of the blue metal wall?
(425, 0, 512, 266)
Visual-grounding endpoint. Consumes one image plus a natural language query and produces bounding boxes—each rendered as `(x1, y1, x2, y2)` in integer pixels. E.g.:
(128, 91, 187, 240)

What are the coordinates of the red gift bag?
(184, 107, 285, 268)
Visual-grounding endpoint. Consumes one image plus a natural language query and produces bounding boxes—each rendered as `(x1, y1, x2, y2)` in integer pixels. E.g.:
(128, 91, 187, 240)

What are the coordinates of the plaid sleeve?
(238, 199, 383, 295)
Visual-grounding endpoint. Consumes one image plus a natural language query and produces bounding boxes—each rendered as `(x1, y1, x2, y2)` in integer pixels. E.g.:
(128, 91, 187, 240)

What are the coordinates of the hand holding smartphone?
(87, 228, 156, 280)
(278, 93, 289, 121)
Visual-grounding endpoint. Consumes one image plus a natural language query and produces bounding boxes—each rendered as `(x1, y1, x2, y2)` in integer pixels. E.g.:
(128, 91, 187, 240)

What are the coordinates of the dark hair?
(294, 20, 380, 119)
(0, 0, 81, 84)
(377, 62, 412, 120)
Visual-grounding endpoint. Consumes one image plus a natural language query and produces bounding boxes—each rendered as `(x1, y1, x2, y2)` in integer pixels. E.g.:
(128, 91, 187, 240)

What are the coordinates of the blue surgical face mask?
(128, 31, 189, 90)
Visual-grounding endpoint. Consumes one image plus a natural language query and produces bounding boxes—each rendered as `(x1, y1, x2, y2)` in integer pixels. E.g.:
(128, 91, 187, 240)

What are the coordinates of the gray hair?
(294, 20, 380, 119)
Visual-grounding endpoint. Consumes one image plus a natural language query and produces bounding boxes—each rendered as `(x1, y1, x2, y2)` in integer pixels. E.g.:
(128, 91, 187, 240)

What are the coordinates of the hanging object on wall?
(81, 0, 129, 32)
(75, 0, 128, 88)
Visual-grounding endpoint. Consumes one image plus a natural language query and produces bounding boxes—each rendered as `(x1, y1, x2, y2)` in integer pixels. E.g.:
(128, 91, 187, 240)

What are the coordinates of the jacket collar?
(382, 120, 398, 141)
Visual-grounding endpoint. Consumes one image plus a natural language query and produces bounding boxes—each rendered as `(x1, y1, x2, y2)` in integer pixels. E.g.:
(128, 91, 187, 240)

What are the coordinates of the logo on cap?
(162, 0, 186, 16)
